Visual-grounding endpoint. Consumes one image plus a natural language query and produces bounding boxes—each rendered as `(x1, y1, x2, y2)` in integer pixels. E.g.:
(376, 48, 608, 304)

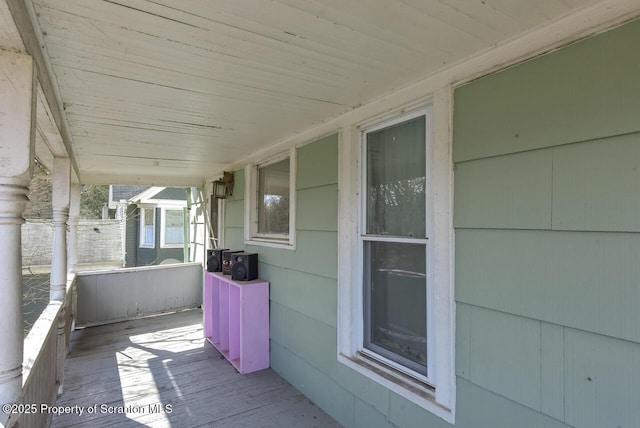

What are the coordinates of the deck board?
(51, 309, 341, 428)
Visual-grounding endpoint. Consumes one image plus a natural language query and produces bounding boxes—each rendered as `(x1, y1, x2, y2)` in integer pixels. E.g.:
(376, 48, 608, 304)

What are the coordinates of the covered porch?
(2, 1, 640, 428)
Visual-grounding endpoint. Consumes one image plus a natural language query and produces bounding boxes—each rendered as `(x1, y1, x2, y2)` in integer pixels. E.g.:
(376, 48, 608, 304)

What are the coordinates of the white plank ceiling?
(5, 0, 612, 184)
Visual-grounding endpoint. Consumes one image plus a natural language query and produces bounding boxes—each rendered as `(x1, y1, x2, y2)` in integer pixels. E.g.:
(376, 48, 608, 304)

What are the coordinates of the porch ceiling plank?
(5, 0, 81, 178)
(0, 0, 24, 51)
(26, 0, 621, 185)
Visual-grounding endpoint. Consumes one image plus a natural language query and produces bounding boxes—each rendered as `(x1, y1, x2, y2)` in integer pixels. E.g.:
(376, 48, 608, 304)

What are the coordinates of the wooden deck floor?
(52, 309, 341, 428)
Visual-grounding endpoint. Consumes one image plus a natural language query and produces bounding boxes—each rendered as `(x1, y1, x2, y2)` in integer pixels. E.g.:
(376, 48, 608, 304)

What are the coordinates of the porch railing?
(9, 263, 202, 427)
(75, 262, 202, 327)
(18, 274, 76, 428)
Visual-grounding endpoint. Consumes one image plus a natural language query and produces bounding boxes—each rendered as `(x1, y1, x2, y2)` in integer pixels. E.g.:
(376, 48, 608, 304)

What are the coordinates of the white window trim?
(160, 207, 185, 248)
(139, 207, 155, 249)
(244, 148, 297, 250)
(337, 93, 455, 424)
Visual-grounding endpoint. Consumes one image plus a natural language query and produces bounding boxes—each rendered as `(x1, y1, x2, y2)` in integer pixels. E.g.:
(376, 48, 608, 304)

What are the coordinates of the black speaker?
(231, 253, 259, 281)
(206, 248, 228, 272)
(222, 250, 243, 275)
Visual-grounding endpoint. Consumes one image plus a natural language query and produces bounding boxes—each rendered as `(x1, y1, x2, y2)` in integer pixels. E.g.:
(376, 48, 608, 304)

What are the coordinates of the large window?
(245, 150, 296, 249)
(161, 208, 185, 248)
(337, 102, 455, 423)
(139, 207, 155, 248)
(362, 114, 431, 381)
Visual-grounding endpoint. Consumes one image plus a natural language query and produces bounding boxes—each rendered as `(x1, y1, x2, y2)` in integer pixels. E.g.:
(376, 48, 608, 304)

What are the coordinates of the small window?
(245, 150, 296, 249)
(161, 208, 185, 248)
(139, 207, 155, 248)
(258, 158, 290, 236)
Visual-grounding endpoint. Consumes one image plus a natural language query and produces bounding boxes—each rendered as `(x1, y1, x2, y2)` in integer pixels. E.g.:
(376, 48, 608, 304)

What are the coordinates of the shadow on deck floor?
(52, 309, 341, 428)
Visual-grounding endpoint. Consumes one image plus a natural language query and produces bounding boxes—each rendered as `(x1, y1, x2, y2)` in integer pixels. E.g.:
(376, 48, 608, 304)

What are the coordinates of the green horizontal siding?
(564, 328, 640, 428)
(264, 263, 337, 328)
(457, 304, 566, 420)
(297, 184, 338, 231)
(271, 342, 355, 428)
(270, 301, 337, 375)
(222, 227, 244, 251)
(454, 150, 552, 229)
(454, 18, 640, 162)
(456, 228, 640, 344)
(456, 379, 572, 428)
(552, 132, 640, 232)
(540, 322, 564, 421)
(297, 134, 339, 189)
(223, 199, 244, 228)
(330, 364, 390, 415)
(388, 391, 450, 428)
(466, 307, 541, 410)
(229, 168, 245, 201)
(354, 399, 396, 428)
(454, 19, 640, 428)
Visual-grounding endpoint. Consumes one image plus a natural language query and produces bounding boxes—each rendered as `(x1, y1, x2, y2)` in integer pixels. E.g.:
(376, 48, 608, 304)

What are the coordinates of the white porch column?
(50, 158, 70, 397)
(0, 51, 36, 426)
(67, 183, 81, 273)
(50, 157, 70, 301)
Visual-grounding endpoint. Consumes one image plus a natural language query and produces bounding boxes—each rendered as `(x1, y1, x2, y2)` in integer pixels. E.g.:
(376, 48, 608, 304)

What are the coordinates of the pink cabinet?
(204, 271, 270, 374)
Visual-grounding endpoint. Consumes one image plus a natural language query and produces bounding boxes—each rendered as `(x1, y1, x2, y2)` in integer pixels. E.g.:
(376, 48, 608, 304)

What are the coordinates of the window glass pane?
(366, 116, 425, 237)
(257, 158, 290, 235)
(144, 227, 154, 245)
(364, 241, 427, 375)
(144, 208, 154, 226)
(164, 210, 184, 245)
(141, 208, 155, 247)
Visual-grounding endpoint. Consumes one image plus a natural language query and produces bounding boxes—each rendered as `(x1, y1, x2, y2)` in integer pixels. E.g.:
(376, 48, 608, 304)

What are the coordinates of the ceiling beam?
(5, 0, 81, 182)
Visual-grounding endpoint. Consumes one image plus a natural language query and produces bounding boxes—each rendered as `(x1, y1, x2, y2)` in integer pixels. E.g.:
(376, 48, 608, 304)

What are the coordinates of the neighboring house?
(110, 186, 189, 267)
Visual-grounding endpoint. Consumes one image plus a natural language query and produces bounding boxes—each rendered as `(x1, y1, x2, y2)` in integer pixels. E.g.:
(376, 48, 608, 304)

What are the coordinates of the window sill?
(245, 237, 295, 251)
(139, 245, 154, 249)
(160, 244, 184, 249)
(337, 353, 454, 424)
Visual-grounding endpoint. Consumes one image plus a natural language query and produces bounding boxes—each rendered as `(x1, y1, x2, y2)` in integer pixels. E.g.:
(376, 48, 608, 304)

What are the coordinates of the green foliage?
(23, 162, 110, 219)
(80, 184, 110, 219)
(24, 164, 52, 219)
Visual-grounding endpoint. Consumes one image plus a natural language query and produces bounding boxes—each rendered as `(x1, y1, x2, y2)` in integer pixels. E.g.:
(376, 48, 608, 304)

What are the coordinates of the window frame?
(337, 98, 455, 423)
(139, 207, 156, 249)
(160, 207, 186, 248)
(244, 148, 297, 250)
(360, 109, 434, 384)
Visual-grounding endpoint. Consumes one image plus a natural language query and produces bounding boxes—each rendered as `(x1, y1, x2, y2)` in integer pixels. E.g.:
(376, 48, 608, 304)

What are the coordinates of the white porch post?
(50, 157, 70, 301)
(0, 51, 36, 426)
(68, 183, 81, 273)
(51, 158, 70, 396)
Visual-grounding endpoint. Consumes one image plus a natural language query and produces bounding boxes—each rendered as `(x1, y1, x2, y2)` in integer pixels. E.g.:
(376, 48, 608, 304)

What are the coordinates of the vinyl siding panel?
(540, 322, 564, 421)
(453, 18, 640, 163)
(466, 307, 541, 411)
(564, 329, 640, 428)
(270, 342, 355, 428)
(270, 302, 337, 375)
(388, 391, 451, 428)
(296, 134, 339, 190)
(296, 185, 338, 232)
(456, 228, 640, 344)
(453, 17, 640, 428)
(454, 149, 552, 229)
(455, 379, 572, 428)
(552, 133, 640, 232)
(354, 399, 396, 428)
